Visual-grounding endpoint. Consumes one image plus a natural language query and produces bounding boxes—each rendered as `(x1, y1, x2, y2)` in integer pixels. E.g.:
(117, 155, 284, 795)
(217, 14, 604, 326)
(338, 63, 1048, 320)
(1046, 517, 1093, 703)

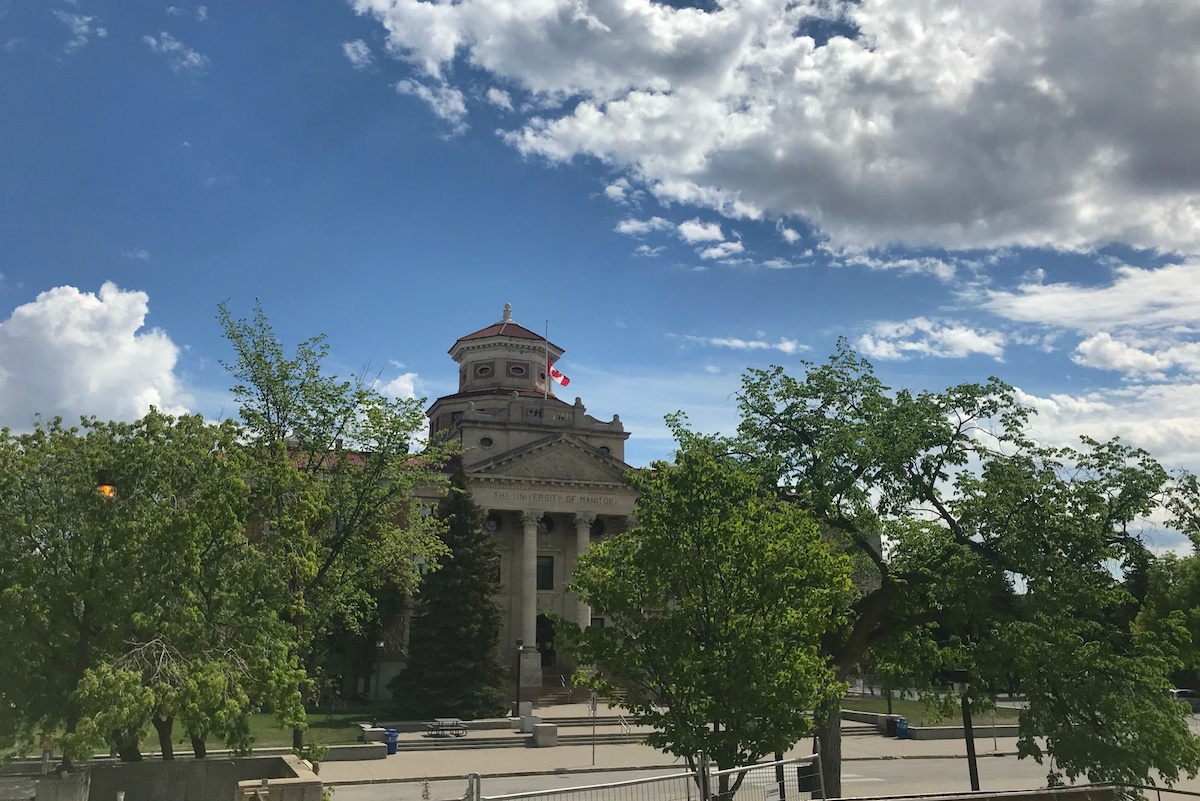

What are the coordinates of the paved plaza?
(319, 703, 1033, 787)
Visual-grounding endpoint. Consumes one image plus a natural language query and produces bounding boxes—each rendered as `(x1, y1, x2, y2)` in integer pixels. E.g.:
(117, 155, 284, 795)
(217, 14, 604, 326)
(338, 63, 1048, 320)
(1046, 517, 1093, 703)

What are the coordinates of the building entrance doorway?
(536, 613, 556, 667)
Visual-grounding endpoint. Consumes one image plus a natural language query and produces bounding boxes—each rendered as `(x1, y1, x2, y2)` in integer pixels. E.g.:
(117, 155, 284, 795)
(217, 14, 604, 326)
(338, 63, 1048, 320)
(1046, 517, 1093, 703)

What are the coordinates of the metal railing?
(466, 753, 824, 801)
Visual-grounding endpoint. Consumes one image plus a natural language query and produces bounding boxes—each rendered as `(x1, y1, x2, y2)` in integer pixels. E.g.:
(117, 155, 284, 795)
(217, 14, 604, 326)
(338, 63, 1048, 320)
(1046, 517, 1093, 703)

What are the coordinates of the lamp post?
(513, 639, 524, 717)
(375, 640, 385, 703)
(951, 669, 980, 791)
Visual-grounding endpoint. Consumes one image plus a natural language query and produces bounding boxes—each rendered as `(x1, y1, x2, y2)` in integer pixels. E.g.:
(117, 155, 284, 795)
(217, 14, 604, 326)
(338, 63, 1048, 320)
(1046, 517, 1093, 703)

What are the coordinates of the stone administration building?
(385, 305, 639, 691)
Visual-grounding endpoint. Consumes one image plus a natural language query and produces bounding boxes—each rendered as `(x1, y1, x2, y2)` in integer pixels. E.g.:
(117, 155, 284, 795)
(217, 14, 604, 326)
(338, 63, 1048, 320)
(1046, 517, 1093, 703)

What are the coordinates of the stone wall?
(83, 754, 319, 801)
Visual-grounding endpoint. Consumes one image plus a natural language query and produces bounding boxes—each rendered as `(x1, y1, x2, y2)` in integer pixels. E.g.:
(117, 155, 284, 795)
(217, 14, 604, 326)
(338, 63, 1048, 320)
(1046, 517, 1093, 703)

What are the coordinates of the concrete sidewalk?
(320, 716, 1024, 787)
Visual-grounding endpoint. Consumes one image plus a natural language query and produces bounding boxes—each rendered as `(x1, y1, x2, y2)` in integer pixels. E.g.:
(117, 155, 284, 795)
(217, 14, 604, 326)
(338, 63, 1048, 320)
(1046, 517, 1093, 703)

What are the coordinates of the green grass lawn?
(842, 696, 1022, 726)
(138, 706, 380, 756)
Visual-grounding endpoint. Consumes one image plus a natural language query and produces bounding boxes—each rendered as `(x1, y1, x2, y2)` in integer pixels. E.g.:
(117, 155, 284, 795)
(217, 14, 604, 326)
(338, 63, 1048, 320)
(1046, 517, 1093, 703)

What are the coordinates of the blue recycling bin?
(895, 717, 909, 739)
(384, 728, 399, 755)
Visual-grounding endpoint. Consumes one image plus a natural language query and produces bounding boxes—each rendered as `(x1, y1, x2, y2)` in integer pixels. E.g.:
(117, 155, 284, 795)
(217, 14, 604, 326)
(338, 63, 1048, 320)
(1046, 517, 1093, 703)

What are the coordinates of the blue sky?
(4, 0, 1200, 546)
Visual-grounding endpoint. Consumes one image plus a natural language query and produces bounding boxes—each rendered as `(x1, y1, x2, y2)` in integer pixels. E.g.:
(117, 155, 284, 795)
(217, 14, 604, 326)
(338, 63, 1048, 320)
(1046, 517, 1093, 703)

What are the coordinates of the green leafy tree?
(218, 301, 454, 748)
(736, 342, 1200, 793)
(0, 412, 292, 767)
(390, 471, 507, 719)
(559, 420, 854, 799)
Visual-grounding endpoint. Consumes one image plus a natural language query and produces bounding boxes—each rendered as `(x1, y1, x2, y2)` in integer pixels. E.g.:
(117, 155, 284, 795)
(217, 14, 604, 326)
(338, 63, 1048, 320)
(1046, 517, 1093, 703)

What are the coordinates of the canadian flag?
(547, 361, 570, 386)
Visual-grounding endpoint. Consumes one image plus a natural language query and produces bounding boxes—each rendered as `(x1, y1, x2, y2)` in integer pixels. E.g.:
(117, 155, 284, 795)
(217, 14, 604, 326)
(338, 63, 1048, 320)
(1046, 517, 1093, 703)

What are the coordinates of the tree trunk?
(292, 727, 304, 752)
(114, 729, 143, 762)
(815, 699, 842, 798)
(152, 716, 174, 760)
(190, 734, 207, 759)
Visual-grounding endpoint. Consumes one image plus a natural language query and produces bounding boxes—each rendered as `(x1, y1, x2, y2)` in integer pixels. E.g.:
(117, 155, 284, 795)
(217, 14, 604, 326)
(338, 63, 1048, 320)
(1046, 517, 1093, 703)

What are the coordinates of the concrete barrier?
(323, 743, 387, 761)
(907, 724, 1021, 740)
(86, 753, 321, 801)
(532, 724, 558, 748)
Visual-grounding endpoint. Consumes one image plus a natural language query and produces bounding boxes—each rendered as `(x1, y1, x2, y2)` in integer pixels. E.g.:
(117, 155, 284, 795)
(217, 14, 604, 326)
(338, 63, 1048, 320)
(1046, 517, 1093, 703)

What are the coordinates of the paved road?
(328, 755, 1059, 801)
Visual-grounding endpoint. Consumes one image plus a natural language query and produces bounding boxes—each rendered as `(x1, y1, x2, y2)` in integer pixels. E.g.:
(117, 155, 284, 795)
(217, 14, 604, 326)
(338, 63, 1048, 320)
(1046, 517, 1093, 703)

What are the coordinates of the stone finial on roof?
(502, 303, 513, 322)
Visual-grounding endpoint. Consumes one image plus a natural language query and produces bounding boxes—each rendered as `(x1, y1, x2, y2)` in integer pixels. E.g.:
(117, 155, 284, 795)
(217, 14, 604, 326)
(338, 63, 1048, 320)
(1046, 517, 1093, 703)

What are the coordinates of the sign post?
(589, 691, 598, 765)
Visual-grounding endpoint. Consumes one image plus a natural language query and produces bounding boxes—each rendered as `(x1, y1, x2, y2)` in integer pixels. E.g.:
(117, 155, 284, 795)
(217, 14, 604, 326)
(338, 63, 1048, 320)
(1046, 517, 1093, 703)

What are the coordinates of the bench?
(425, 718, 467, 737)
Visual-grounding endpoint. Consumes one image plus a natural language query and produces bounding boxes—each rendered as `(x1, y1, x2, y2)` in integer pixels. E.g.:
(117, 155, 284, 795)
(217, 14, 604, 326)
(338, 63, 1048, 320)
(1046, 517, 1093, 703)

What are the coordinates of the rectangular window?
(590, 617, 606, 629)
(536, 555, 554, 590)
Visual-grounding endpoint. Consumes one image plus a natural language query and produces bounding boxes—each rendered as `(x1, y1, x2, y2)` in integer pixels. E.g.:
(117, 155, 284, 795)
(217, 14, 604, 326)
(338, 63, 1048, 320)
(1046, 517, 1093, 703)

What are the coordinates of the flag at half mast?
(544, 320, 570, 397)
(548, 361, 570, 386)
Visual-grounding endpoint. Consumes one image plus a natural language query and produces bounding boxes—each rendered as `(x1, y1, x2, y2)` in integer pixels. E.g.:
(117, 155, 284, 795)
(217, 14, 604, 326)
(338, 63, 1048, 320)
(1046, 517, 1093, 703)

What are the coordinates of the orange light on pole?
(96, 470, 115, 499)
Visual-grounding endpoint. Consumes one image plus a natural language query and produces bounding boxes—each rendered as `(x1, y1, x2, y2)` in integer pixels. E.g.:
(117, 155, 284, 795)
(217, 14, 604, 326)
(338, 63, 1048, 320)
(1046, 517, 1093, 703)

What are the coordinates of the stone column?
(519, 511, 543, 688)
(574, 514, 595, 628)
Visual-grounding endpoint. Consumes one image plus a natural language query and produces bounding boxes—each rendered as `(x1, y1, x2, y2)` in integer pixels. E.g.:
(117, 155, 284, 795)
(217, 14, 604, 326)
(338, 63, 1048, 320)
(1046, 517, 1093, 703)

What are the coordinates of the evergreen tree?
(391, 472, 507, 719)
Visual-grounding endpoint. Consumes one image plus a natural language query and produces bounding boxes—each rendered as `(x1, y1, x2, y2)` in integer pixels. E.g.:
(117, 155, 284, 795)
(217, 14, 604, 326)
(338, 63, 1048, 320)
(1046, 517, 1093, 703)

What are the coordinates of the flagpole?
(544, 320, 550, 400)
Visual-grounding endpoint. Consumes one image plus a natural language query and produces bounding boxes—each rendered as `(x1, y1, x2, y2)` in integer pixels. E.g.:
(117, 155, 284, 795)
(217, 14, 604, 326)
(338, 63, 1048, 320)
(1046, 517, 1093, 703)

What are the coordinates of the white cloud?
(675, 333, 806, 355)
(353, 0, 1200, 253)
(486, 87, 513, 111)
(52, 11, 106, 53)
(697, 240, 744, 260)
(633, 244, 664, 257)
(396, 79, 467, 132)
(779, 225, 801, 244)
(380, 372, 420, 400)
(166, 6, 183, 16)
(985, 261, 1200, 333)
(343, 39, 373, 70)
(836, 252, 959, 282)
(0, 283, 189, 430)
(144, 32, 209, 73)
(1014, 384, 1200, 473)
(858, 317, 1005, 361)
(196, 5, 208, 22)
(677, 219, 724, 243)
(762, 258, 797, 269)
(121, 249, 151, 262)
(604, 177, 642, 205)
(614, 216, 671, 236)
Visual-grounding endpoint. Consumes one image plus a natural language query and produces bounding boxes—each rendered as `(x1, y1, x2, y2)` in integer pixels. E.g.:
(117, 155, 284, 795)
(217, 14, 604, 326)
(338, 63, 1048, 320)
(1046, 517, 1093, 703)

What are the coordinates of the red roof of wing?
(457, 321, 560, 350)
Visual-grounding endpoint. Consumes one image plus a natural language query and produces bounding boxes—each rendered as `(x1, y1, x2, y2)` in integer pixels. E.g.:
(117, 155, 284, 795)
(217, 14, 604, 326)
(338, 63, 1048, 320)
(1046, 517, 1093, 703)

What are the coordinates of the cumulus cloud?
(697, 240, 744, 260)
(343, 39, 373, 70)
(675, 333, 806, 355)
(486, 87, 513, 110)
(352, 0, 1200, 253)
(985, 261, 1200, 333)
(380, 371, 419, 400)
(633, 244, 664, 257)
(604, 177, 643, 205)
(144, 32, 209, 73)
(677, 219, 724, 243)
(53, 11, 106, 53)
(396, 79, 467, 132)
(779, 225, 801, 244)
(985, 259, 1200, 383)
(858, 318, 1005, 361)
(615, 216, 671, 236)
(0, 283, 189, 430)
(1014, 384, 1200, 473)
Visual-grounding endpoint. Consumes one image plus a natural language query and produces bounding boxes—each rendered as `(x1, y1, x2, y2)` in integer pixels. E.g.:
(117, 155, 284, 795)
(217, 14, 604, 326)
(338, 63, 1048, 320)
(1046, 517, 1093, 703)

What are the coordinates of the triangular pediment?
(468, 434, 631, 486)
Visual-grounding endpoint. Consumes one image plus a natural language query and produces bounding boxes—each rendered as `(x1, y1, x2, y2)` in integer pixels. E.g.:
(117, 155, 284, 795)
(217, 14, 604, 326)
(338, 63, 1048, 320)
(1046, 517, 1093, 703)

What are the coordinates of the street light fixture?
(513, 639, 524, 717)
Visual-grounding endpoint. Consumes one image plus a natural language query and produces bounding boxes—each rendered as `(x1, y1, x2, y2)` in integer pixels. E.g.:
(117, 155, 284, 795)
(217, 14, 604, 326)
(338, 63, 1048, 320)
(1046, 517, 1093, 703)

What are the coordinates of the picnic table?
(425, 717, 467, 737)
